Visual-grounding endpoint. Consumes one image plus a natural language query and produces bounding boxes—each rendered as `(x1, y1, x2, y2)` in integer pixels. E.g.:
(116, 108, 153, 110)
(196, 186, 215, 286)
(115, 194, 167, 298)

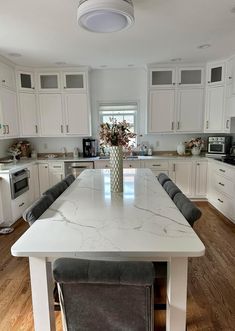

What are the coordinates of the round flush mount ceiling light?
(77, 0, 135, 33)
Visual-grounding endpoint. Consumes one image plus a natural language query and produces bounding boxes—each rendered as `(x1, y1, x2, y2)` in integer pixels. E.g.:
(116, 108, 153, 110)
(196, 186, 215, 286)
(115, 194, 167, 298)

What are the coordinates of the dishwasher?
(64, 161, 94, 178)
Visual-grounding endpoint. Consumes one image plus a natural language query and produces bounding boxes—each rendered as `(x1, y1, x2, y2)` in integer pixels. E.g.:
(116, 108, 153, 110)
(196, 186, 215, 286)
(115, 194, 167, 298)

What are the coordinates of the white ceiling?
(1, 0, 235, 68)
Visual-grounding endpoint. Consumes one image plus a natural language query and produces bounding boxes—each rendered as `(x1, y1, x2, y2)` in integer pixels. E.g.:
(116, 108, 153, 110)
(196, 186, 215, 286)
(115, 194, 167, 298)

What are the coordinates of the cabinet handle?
(229, 76, 232, 80)
(64, 86, 66, 89)
(218, 198, 223, 203)
(206, 120, 209, 129)
(173, 163, 176, 172)
(171, 122, 174, 130)
(218, 182, 225, 187)
(61, 125, 63, 133)
(177, 121, 180, 130)
(172, 83, 176, 85)
(129, 165, 132, 168)
(2, 125, 6, 134)
(105, 165, 109, 168)
(152, 164, 161, 167)
(66, 125, 69, 133)
(61, 174, 63, 180)
(45, 166, 48, 169)
(226, 119, 230, 129)
(197, 163, 200, 166)
(35, 125, 38, 134)
(19, 202, 25, 207)
(219, 168, 225, 173)
(6, 125, 9, 134)
(179, 82, 182, 85)
(53, 166, 62, 169)
(208, 81, 211, 84)
(32, 87, 35, 89)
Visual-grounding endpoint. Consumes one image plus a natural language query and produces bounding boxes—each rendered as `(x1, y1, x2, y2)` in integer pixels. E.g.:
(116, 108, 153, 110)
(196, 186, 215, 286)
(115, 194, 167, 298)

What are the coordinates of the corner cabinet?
(18, 92, 39, 136)
(147, 65, 204, 134)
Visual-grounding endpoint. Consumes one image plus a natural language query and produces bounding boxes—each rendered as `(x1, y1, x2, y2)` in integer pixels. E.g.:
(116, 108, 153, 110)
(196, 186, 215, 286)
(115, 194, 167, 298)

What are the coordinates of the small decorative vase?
(177, 142, 185, 155)
(191, 146, 201, 156)
(110, 146, 123, 193)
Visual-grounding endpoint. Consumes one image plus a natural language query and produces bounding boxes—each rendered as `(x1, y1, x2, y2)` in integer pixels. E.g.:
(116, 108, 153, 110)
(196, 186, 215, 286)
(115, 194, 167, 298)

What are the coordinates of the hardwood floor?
(0, 202, 234, 331)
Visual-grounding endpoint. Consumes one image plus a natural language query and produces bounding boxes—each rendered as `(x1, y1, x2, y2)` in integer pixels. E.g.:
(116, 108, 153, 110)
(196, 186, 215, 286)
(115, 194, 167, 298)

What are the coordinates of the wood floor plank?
(0, 202, 234, 331)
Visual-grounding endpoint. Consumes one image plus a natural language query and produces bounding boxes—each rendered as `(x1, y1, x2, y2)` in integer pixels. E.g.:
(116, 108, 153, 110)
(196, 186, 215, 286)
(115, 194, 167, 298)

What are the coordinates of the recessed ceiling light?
(128, 64, 134, 67)
(100, 65, 108, 68)
(77, 0, 135, 33)
(171, 58, 182, 62)
(197, 44, 211, 49)
(8, 53, 22, 57)
(54, 61, 67, 65)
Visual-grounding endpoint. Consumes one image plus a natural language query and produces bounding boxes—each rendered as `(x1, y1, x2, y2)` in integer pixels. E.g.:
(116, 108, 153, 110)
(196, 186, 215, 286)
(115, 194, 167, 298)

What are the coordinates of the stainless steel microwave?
(207, 136, 232, 154)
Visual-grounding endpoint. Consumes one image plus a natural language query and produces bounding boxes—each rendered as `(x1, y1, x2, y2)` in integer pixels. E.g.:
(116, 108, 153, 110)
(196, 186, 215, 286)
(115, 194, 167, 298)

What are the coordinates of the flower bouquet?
(186, 137, 204, 155)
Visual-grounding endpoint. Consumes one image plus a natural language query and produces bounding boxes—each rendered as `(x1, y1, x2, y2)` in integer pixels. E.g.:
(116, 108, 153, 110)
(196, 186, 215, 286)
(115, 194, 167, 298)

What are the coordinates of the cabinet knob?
(32, 87, 35, 89)
(172, 83, 176, 85)
(208, 81, 211, 84)
(179, 82, 182, 85)
(2, 79, 6, 83)
(129, 165, 132, 168)
(229, 76, 232, 80)
(19, 202, 25, 207)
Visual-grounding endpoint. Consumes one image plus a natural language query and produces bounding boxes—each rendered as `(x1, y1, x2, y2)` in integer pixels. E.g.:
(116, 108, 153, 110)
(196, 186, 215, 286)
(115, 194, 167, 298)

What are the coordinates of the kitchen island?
(11, 168, 205, 331)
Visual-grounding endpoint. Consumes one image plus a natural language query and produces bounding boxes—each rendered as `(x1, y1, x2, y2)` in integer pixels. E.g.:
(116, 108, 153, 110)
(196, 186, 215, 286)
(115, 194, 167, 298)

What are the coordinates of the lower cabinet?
(28, 163, 40, 204)
(38, 162, 65, 195)
(142, 160, 169, 177)
(94, 160, 141, 169)
(38, 163, 50, 195)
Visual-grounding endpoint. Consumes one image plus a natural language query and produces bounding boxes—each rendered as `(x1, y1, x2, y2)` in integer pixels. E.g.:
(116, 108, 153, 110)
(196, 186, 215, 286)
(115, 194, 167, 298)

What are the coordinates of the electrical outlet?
(44, 143, 48, 150)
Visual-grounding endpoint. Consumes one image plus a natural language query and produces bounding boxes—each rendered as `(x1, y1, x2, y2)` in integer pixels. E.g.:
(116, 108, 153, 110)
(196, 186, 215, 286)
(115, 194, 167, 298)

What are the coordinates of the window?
(99, 102, 137, 147)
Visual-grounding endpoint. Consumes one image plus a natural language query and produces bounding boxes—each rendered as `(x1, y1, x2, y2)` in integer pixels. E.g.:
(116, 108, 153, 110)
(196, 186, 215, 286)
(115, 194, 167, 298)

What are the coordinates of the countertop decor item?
(99, 118, 136, 192)
(177, 142, 186, 155)
(186, 137, 204, 156)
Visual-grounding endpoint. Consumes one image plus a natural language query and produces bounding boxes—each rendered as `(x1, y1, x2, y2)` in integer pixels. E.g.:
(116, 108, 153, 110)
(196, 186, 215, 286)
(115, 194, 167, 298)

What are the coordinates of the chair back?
(43, 180, 68, 201)
(22, 195, 54, 226)
(53, 258, 155, 331)
(163, 180, 181, 199)
(157, 173, 171, 186)
(173, 192, 202, 227)
(63, 174, 75, 187)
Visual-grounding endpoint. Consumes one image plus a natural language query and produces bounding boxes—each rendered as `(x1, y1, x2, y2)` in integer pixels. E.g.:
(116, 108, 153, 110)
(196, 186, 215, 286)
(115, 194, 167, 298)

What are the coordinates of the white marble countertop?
(11, 169, 205, 260)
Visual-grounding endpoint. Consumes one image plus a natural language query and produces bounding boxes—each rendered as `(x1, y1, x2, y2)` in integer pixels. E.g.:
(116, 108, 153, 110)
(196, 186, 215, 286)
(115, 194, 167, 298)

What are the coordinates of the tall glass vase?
(110, 146, 123, 193)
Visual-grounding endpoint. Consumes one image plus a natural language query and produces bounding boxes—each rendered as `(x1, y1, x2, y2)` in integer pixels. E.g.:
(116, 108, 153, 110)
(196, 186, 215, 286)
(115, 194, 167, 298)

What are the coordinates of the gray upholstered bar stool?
(63, 174, 75, 187)
(53, 258, 155, 331)
(43, 180, 68, 201)
(157, 173, 171, 186)
(22, 195, 54, 226)
(163, 180, 182, 199)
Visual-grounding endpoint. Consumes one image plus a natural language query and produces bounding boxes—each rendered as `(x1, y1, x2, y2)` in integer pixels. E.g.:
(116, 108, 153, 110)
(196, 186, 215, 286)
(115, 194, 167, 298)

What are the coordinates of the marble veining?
(11, 169, 205, 259)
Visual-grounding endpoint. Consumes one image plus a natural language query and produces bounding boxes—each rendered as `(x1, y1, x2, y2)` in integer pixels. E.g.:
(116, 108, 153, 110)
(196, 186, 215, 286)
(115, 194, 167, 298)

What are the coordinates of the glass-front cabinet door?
(150, 68, 176, 88)
(38, 73, 60, 92)
(18, 71, 35, 91)
(207, 62, 225, 86)
(63, 72, 86, 91)
(178, 68, 203, 87)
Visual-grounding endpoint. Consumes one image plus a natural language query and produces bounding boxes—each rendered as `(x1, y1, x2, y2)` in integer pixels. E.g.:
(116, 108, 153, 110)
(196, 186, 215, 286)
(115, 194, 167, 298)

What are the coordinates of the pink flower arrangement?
(99, 118, 136, 148)
(186, 137, 204, 149)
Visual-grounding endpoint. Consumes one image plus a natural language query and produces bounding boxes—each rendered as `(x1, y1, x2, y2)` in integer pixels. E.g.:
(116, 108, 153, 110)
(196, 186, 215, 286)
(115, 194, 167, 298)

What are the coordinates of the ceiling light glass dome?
(77, 0, 135, 33)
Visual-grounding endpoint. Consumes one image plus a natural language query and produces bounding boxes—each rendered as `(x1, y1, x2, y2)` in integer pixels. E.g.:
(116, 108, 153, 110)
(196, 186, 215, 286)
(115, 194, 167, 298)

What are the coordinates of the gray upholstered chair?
(22, 195, 54, 226)
(43, 180, 68, 201)
(163, 180, 182, 199)
(53, 258, 155, 331)
(173, 192, 202, 227)
(157, 173, 171, 186)
(63, 174, 75, 186)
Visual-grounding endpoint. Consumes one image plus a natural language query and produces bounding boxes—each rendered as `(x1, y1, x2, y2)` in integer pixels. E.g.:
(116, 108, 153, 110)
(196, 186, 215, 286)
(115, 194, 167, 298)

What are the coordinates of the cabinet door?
(0, 63, 15, 90)
(63, 72, 86, 91)
(177, 88, 204, 132)
(207, 62, 225, 86)
(148, 90, 175, 133)
(19, 93, 38, 136)
(171, 161, 193, 197)
(17, 71, 35, 91)
(49, 172, 64, 186)
(195, 161, 207, 197)
(28, 164, 40, 204)
(205, 86, 224, 131)
(150, 68, 176, 88)
(65, 93, 91, 135)
(178, 68, 203, 87)
(38, 73, 60, 92)
(0, 89, 19, 137)
(38, 164, 50, 195)
(39, 94, 64, 136)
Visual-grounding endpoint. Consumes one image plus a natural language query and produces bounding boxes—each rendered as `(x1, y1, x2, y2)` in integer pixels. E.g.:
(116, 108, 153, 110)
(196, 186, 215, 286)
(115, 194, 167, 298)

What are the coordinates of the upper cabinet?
(17, 71, 35, 91)
(63, 72, 87, 92)
(38, 73, 60, 92)
(207, 62, 225, 86)
(178, 67, 203, 87)
(0, 63, 15, 90)
(0, 89, 18, 138)
(18, 93, 38, 137)
(150, 68, 176, 88)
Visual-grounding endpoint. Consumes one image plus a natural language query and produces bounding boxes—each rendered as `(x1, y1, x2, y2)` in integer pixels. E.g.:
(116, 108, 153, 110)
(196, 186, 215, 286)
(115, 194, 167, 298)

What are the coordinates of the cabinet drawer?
(49, 162, 64, 173)
(214, 173, 234, 197)
(213, 163, 234, 179)
(143, 160, 169, 170)
(123, 160, 141, 168)
(11, 192, 29, 221)
(94, 161, 110, 169)
(151, 170, 169, 177)
(210, 191, 234, 221)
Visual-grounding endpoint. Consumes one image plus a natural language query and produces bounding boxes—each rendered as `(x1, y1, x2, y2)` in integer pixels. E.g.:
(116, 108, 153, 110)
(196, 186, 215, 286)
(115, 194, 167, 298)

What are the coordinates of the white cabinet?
(0, 63, 15, 90)
(0, 88, 19, 137)
(94, 160, 141, 169)
(38, 73, 60, 92)
(63, 72, 86, 91)
(143, 159, 169, 177)
(39, 94, 64, 136)
(28, 164, 40, 204)
(170, 161, 194, 197)
(148, 89, 175, 133)
(17, 71, 35, 91)
(178, 67, 203, 87)
(38, 163, 50, 195)
(207, 62, 225, 86)
(177, 88, 204, 132)
(195, 161, 207, 198)
(11, 191, 30, 221)
(204, 86, 225, 131)
(150, 68, 176, 88)
(49, 162, 64, 186)
(64, 93, 91, 136)
(19, 93, 39, 136)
